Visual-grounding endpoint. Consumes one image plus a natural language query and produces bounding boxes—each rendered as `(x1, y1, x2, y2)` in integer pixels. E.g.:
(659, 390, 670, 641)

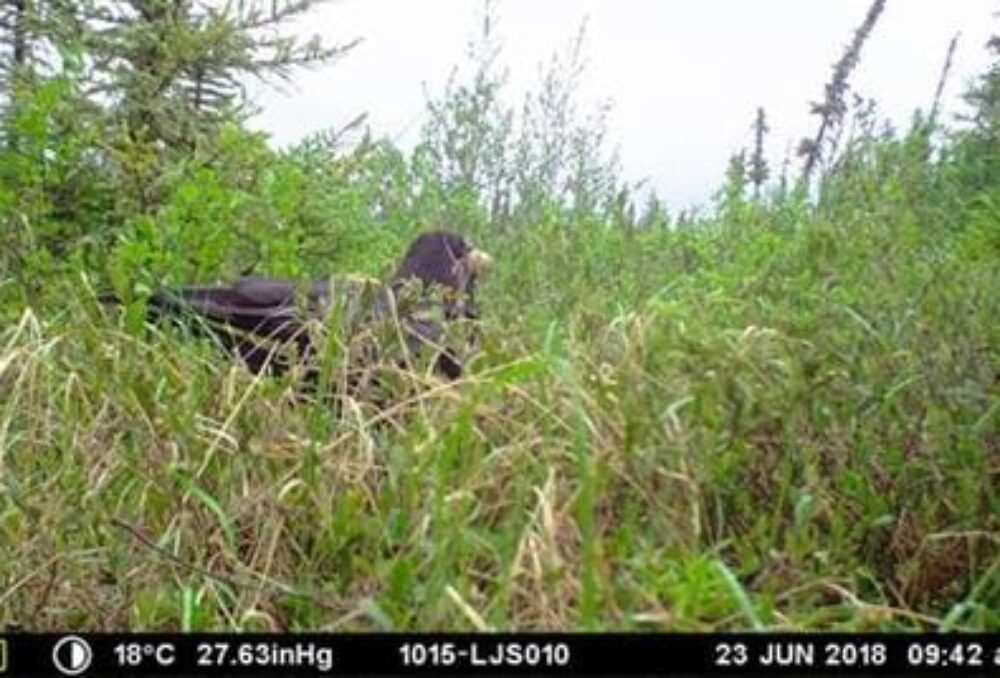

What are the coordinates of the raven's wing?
(145, 274, 466, 381)
(149, 276, 330, 343)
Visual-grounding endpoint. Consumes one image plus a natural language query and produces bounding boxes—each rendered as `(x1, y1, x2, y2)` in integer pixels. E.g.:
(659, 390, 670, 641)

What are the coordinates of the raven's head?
(392, 230, 493, 320)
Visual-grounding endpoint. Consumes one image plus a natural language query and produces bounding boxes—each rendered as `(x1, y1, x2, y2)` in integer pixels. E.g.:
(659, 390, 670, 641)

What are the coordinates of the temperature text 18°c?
(113, 642, 176, 668)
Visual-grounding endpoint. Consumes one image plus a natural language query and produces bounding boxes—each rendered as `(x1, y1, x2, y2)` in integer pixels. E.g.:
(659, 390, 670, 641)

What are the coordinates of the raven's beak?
(465, 248, 494, 276)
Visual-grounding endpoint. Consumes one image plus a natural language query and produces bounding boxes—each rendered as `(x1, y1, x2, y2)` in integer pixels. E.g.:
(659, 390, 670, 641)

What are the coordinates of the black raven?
(125, 231, 492, 385)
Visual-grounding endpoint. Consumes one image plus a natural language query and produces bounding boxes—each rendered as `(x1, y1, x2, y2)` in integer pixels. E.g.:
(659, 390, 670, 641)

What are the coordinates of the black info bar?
(2, 633, 999, 676)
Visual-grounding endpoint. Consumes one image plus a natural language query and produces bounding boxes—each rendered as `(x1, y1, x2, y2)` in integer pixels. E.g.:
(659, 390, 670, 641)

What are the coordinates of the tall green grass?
(2, 194, 997, 630)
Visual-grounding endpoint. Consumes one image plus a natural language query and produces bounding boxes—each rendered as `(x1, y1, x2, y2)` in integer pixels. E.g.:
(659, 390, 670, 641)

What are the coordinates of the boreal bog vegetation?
(1, 0, 999, 630)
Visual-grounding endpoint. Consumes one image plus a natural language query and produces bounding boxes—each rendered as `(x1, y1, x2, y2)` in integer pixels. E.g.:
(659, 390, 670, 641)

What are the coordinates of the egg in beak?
(465, 247, 494, 276)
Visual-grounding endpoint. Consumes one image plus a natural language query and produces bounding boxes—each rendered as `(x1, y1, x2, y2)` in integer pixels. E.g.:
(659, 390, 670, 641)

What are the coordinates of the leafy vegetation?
(1, 1, 998, 630)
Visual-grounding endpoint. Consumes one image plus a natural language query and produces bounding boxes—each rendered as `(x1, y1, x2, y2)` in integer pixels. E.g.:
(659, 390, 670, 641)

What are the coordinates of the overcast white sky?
(247, 1, 998, 210)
